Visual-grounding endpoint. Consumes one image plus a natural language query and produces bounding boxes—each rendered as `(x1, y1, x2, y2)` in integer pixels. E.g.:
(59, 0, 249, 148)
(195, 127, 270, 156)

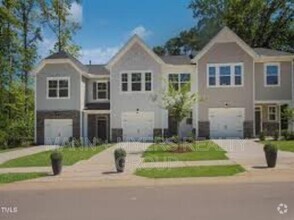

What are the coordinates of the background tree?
(153, 46, 166, 56)
(41, 0, 81, 57)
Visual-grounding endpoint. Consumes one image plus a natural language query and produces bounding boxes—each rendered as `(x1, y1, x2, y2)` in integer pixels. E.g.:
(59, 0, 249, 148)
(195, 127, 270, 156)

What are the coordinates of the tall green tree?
(41, 0, 81, 57)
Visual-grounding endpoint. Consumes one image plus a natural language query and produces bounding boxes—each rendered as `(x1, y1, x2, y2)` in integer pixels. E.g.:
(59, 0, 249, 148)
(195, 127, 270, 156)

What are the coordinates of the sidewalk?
(0, 146, 59, 164)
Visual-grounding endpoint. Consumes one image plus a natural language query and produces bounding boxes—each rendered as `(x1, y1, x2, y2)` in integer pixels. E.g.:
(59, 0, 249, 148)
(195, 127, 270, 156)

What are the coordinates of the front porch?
(255, 102, 290, 136)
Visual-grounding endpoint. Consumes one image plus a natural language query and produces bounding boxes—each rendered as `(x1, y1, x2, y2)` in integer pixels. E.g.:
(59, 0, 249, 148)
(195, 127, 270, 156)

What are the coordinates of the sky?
(39, 0, 195, 64)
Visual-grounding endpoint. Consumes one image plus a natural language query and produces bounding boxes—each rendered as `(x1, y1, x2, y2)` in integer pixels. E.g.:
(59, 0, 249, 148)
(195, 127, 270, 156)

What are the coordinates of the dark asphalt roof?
(160, 55, 192, 65)
(253, 48, 293, 57)
(85, 65, 110, 75)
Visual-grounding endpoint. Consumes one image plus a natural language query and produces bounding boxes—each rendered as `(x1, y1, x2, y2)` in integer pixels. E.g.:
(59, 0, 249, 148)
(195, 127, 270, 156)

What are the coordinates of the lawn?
(0, 173, 48, 184)
(0, 145, 110, 168)
(262, 140, 294, 152)
(143, 141, 228, 162)
(135, 165, 245, 178)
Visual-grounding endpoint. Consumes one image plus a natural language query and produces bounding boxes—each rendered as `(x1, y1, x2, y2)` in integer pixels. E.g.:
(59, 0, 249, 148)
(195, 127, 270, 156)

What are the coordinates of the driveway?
(31, 142, 152, 182)
(213, 139, 294, 171)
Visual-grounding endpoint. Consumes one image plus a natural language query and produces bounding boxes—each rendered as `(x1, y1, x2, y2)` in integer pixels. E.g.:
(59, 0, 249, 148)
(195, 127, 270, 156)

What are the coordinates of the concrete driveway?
(213, 139, 294, 171)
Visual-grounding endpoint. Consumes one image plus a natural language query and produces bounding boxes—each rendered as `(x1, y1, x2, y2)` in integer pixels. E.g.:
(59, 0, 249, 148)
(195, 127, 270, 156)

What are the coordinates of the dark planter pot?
(265, 151, 277, 168)
(115, 157, 126, 173)
(51, 159, 62, 175)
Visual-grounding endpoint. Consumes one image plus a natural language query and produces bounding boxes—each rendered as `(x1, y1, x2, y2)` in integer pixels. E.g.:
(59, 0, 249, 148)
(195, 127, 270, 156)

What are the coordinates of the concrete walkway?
(213, 139, 294, 171)
(0, 146, 59, 164)
(31, 142, 152, 182)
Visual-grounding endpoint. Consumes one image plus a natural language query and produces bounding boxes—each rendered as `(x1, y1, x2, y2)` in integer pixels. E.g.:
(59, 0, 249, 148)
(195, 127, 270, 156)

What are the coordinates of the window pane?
(209, 77, 216, 86)
(59, 80, 68, 88)
(234, 66, 242, 85)
(145, 72, 151, 81)
(235, 66, 241, 76)
(49, 89, 57, 97)
(98, 91, 107, 99)
(145, 82, 151, 91)
(122, 73, 128, 82)
(220, 66, 231, 85)
(209, 67, 216, 76)
(59, 89, 68, 98)
(49, 80, 57, 88)
(267, 65, 278, 75)
(98, 83, 107, 90)
(132, 83, 141, 91)
(122, 83, 128, 91)
(132, 73, 141, 81)
(235, 76, 242, 85)
(169, 74, 179, 82)
(180, 74, 190, 82)
(267, 76, 278, 85)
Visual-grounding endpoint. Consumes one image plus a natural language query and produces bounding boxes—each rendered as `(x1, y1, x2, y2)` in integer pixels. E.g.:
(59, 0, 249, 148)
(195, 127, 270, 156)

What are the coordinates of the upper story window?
(121, 72, 152, 92)
(96, 82, 108, 100)
(207, 63, 243, 87)
(265, 63, 280, 86)
(168, 73, 191, 91)
(47, 77, 70, 99)
(268, 106, 277, 121)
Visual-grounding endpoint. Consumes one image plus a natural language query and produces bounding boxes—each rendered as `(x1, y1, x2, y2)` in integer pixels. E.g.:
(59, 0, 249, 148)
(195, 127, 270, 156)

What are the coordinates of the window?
(121, 72, 152, 92)
(265, 64, 279, 86)
(47, 77, 69, 99)
(145, 72, 152, 91)
(268, 106, 277, 121)
(186, 111, 193, 125)
(97, 82, 108, 100)
(208, 67, 216, 86)
(121, 73, 128, 91)
(168, 73, 191, 91)
(207, 63, 243, 87)
(131, 73, 142, 91)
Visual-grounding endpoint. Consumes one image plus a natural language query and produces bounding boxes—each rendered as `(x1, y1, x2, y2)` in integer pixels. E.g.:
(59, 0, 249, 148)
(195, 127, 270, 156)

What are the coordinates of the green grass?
(143, 141, 228, 162)
(262, 140, 294, 152)
(0, 145, 110, 168)
(135, 165, 245, 179)
(0, 173, 48, 184)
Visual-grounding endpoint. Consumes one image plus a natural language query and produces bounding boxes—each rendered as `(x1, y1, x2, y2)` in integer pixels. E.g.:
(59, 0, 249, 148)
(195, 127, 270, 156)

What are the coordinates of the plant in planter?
(50, 150, 63, 175)
(264, 143, 278, 168)
(114, 148, 126, 172)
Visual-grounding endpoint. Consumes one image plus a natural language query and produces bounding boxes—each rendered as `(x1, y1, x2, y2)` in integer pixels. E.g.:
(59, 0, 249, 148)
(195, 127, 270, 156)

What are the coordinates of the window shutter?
(93, 82, 97, 100)
(108, 82, 110, 100)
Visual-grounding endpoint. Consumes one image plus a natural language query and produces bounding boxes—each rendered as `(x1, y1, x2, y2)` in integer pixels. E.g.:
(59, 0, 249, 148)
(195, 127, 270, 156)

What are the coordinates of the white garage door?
(44, 119, 73, 145)
(209, 108, 244, 138)
(122, 112, 154, 141)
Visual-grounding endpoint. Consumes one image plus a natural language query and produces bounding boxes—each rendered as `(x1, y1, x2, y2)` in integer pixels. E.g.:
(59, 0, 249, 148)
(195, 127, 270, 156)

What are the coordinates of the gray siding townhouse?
(33, 27, 294, 145)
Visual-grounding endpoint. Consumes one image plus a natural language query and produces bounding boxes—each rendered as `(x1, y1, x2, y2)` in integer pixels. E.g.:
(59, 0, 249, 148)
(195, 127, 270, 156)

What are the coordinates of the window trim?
(46, 77, 70, 99)
(168, 73, 191, 91)
(120, 71, 153, 93)
(207, 63, 244, 88)
(264, 63, 280, 87)
(95, 80, 109, 101)
(268, 105, 278, 122)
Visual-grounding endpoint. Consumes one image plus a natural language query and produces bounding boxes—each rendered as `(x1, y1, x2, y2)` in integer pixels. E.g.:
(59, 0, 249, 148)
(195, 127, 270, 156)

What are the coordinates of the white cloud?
(80, 46, 121, 64)
(130, 25, 152, 39)
(68, 2, 83, 24)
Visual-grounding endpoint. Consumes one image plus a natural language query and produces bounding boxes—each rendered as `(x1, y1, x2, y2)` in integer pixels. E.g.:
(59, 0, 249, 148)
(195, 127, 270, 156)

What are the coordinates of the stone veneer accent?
(198, 121, 210, 138)
(263, 122, 279, 136)
(37, 110, 80, 145)
(112, 128, 123, 142)
(243, 121, 254, 138)
(153, 128, 169, 139)
(88, 114, 110, 142)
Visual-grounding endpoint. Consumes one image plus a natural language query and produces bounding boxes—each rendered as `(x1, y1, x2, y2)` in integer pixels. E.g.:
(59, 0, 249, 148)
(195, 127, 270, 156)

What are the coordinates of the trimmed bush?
(50, 150, 63, 175)
(264, 143, 278, 168)
(281, 130, 289, 140)
(259, 131, 265, 141)
(273, 130, 279, 141)
(114, 148, 127, 172)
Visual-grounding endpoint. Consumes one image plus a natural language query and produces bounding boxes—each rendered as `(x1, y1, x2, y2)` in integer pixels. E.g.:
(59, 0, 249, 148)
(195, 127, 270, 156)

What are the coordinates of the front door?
(255, 107, 261, 136)
(97, 117, 107, 141)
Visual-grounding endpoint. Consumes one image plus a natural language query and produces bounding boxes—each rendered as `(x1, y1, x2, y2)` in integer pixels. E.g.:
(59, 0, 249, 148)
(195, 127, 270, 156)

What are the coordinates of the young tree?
(161, 82, 200, 149)
(41, 0, 81, 57)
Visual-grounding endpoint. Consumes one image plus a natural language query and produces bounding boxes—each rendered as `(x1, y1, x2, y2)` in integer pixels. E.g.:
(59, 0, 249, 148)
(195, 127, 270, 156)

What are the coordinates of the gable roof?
(192, 26, 259, 62)
(85, 64, 110, 75)
(254, 48, 293, 57)
(160, 55, 192, 65)
(106, 35, 165, 69)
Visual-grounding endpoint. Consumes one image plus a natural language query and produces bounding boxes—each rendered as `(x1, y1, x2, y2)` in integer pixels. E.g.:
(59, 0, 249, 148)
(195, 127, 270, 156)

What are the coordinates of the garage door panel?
(44, 119, 73, 145)
(209, 108, 244, 138)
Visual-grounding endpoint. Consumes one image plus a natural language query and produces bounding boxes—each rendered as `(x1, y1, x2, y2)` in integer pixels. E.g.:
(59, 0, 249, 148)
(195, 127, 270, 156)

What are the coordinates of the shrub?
(259, 131, 265, 141)
(264, 143, 278, 153)
(170, 135, 180, 144)
(273, 130, 279, 141)
(114, 148, 126, 160)
(154, 136, 164, 143)
(50, 150, 63, 161)
(281, 130, 289, 140)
